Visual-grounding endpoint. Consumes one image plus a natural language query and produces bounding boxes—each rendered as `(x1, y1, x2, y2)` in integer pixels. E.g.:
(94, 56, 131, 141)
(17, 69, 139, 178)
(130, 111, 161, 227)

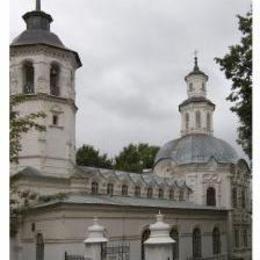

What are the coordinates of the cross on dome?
(36, 0, 41, 11)
(193, 49, 199, 71)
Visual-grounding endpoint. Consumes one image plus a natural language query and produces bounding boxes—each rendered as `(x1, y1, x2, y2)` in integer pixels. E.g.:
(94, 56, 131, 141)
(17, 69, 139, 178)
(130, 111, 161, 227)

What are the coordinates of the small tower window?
(207, 113, 211, 131)
(202, 82, 205, 91)
(50, 64, 60, 96)
(158, 188, 164, 199)
(207, 187, 216, 206)
(147, 187, 153, 199)
(185, 113, 189, 130)
(23, 61, 34, 94)
(52, 115, 58, 126)
(91, 181, 98, 194)
(241, 189, 246, 208)
(189, 82, 193, 91)
(243, 229, 248, 247)
(169, 189, 174, 200)
(232, 188, 237, 208)
(196, 111, 201, 129)
(122, 185, 128, 196)
(179, 190, 184, 201)
(107, 183, 114, 196)
(234, 229, 240, 248)
(135, 186, 141, 197)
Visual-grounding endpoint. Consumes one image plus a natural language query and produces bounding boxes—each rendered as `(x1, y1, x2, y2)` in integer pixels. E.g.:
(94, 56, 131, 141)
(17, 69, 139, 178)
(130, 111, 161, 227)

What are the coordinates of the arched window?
(141, 229, 150, 260)
(169, 189, 174, 200)
(23, 61, 34, 94)
(158, 188, 164, 199)
(207, 113, 211, 131)
(202, 82, 205, 91)
(107, 183, 113, 196)
(207, 187, 216, 206)
(212, 227, 221, 254)
(91, 181, 98, 194)
(170, 228, 179, 259)
(193, 228, 202, 258)
(185, 113, 189, 130)
(232, 188, 237, 208)
(189, 82, 193, 91)
(135, 186, 141, 197)
(36, 233, 44, 260)
(196, 111, 201, 129)
(122, 185, 128, 196)
(179, 190, 184, 201)
(147, 187, 153, 199)
(50, 63, 60, 96)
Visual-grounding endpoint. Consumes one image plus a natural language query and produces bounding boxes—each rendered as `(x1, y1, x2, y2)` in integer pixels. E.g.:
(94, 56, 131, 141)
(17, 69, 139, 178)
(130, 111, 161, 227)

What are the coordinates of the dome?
(154, 134, 238, 166)
(11, 30, 65, 49)
(11, 11, 65, 49)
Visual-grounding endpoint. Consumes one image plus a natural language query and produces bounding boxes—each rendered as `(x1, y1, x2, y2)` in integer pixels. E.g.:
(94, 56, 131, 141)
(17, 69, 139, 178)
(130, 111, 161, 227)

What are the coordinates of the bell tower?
(10, 0, 82, 176)
(179, 54, 215, 136)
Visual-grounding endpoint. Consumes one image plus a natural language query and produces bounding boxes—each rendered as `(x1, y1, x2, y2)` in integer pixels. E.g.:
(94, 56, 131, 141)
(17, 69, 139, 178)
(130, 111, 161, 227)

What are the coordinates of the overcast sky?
(10, 0, 251, 159)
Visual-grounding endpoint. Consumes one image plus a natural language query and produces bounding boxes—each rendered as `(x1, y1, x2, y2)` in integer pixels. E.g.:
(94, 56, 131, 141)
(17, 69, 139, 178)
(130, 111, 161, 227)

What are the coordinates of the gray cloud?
(10, 0, 251, 158)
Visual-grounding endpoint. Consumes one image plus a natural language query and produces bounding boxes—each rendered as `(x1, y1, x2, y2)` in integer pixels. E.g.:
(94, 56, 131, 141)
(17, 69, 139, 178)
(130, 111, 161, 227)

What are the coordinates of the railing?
(187, 255, 227, 260)
(64, 251, 85, 260)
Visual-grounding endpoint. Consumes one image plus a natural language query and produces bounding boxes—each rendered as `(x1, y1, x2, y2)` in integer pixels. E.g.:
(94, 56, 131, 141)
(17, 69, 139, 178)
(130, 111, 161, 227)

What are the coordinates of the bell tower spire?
(179, 55, 215, 136)
(36, 0, 41, 11)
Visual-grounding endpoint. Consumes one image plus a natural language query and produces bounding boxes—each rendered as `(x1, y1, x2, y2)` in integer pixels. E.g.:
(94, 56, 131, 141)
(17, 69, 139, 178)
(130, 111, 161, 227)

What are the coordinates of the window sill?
(49, 125, 64, 130)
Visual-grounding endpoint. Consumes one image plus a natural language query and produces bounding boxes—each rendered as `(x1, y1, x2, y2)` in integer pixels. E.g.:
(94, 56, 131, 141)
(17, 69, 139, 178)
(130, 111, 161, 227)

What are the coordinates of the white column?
(144, 212, 175, 260)
(84, 218, 108, 260)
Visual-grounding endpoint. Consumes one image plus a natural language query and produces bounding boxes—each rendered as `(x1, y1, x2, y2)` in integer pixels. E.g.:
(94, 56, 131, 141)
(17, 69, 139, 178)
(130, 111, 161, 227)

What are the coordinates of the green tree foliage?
(114, 143, 160, 173)
(76, 144, 113, 169)
(10, 95, 46, 163)
(215, 10, 252, 159)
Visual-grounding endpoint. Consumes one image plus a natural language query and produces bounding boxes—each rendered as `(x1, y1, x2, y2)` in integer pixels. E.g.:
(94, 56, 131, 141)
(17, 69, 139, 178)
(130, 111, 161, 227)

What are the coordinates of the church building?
(10, 2, 252, 260)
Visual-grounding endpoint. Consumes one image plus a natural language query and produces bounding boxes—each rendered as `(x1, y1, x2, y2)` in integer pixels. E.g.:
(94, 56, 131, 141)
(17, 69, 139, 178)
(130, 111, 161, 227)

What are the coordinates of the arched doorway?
(141, 228, 150, 260)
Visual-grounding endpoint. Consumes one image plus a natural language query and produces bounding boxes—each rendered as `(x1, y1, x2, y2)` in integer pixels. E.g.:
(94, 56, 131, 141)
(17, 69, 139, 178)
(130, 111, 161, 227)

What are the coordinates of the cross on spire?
(193, 49, 199, 71)
(36, 0, 41, 11)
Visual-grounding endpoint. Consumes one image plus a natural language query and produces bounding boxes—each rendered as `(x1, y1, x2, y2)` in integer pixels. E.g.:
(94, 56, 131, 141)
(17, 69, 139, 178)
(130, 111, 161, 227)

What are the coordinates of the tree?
(76, 145, 113, 169)
(114, 143, 160, 173)
(10, 95, 46, 163)
(215, 10, 252, 160)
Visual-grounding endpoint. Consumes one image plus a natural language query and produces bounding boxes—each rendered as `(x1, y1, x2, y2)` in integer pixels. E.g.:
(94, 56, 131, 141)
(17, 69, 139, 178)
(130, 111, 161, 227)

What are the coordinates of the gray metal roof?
(32, 194, 227, 211)
(11, 10, 82, 67)
(154, 134, 238, 166)
(179, 96, 215, 111)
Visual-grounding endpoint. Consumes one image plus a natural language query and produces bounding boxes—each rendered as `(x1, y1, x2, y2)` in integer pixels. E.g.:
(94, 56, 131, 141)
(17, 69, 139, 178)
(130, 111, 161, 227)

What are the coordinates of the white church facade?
(10, 2, 252, 260)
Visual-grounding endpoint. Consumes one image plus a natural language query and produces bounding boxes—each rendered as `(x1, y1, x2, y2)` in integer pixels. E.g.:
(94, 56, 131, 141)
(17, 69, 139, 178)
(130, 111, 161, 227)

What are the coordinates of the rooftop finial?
(36, 0, 41, 11)
(193, 49, 199, 71)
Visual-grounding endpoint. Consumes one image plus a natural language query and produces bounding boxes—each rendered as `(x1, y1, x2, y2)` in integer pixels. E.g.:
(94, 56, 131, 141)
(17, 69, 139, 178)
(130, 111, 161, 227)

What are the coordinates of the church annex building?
(10, 2, 252, 260)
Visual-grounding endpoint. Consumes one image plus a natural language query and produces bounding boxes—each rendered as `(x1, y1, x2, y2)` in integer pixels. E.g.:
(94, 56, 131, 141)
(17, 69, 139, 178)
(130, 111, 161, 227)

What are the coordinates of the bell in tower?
(10, 0, 82, 176)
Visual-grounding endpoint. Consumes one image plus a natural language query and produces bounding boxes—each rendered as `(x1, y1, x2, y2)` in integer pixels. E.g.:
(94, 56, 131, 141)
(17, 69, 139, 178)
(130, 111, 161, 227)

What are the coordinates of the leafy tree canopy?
(215, 10, 252, 160)
(10, 95, 46, 163)
(76, 144, 113, 169)
(114, 143, 160, 173)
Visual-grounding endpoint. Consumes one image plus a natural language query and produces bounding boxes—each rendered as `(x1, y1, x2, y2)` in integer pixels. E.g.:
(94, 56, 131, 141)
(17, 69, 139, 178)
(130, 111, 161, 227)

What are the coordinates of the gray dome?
(11, 29, 65, 48)
(154, 134, 238, 166)
(11, 11, 65, 49)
